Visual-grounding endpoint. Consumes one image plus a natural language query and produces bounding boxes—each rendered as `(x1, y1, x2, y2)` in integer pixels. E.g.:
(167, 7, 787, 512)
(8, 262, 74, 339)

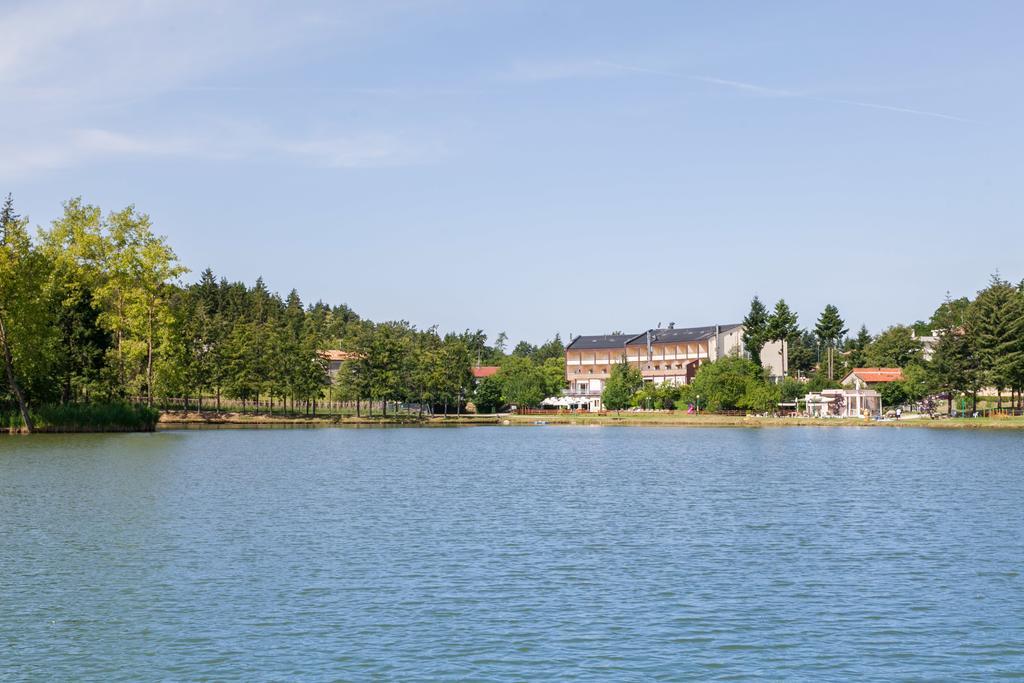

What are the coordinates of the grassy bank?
(155, 410, 1024, 430)
(158, 410, 502, 427)
(2, 403, 160, 434)
(502, 413, 1024, 429)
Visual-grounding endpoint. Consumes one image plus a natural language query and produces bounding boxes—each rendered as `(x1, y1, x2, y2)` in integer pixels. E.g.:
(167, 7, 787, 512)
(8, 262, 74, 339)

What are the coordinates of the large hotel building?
(564, 324, 787, 410)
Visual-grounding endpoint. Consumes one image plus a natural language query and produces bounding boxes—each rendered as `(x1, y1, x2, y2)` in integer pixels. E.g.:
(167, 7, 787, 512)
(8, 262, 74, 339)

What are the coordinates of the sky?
(4, 1, 1023, 345)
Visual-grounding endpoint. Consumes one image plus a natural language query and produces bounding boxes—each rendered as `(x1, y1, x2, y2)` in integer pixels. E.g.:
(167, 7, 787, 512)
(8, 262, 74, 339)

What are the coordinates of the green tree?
(766, 299, 799, 376)
(0, 195, 52, 430)
(473, 375, 505, 413)
(438, 334, 475, 414)
(742, 296, 769, 366)
(738, 378, 781, 413)
(864, 325, 922, 368)
(512, 340, 537, 358)
(814, 304, 847, 380)
(689, 356, 766, 411)
(787, 330, 817, 377)
(602, 360, 644, 410)
(971, 274, 1024, 408)
(929, 294, 982, 414)
(496, 355, 548, 409)
(844, 325, 873, 369)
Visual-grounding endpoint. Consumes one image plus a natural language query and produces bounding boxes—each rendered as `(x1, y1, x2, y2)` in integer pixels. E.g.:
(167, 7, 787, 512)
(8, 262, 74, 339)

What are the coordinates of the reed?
(1, 403, 160, 433)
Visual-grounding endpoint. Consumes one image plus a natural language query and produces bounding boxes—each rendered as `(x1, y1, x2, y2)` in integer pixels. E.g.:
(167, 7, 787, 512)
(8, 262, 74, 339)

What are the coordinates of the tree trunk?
(356, 398, 361, 417)
(146, 305, 154, 407)
(0, 313, 34, 433)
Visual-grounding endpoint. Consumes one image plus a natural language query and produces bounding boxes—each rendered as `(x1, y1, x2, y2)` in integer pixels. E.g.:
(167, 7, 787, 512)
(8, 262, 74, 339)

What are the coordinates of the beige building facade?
(564, 324, 787, 407)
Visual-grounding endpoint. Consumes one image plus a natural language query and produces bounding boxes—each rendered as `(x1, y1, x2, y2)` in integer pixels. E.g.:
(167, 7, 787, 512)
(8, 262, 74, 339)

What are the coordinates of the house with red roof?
(471, 366, 500, 380)
(320, 349, 358, 380)
(841, 367, 905, 390)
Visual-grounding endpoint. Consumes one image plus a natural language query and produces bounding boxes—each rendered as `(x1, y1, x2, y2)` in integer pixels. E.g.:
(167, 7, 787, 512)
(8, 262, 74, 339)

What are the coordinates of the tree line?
(0, 196, 564, 430)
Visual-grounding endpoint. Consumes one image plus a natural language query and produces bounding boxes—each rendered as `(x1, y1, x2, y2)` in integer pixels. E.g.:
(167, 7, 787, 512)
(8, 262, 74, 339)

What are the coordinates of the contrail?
(596, 60, 973, 123)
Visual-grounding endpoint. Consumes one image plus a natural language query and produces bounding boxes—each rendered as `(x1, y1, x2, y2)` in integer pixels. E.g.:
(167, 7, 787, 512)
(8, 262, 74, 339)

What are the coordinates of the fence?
(131, 396, 438, 417)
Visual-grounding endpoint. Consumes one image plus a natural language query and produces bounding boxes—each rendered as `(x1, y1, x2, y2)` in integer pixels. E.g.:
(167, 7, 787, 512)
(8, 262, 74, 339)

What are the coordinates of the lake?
(2, 426, 1023, 680)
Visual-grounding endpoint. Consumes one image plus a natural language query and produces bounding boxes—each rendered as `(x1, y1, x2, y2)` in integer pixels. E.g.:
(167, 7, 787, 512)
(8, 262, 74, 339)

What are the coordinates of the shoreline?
(7, 411, 1022, 434)
(154, 411, 1024, 431)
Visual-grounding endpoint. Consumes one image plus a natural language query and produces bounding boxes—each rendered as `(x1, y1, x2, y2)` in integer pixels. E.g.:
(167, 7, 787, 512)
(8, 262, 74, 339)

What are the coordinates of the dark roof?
(566, 324, 742, 350)
(625, 324, 742, 346)
(566, 334, 640, 350)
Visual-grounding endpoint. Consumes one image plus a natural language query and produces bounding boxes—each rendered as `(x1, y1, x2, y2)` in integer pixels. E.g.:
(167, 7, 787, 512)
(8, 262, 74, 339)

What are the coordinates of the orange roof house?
(841, 367, 905, 389)
(471, 366, 500, 380)
(321, 350, 359, 381)
(321, 350, 358, 363)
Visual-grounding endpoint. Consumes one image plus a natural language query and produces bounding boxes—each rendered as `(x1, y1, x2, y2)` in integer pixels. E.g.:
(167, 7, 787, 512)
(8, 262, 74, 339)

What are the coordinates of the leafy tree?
(473, 375, 505, 413)
(0, 195, 52, 430)
(533, 334, 565, 363)
(864, 325, 922, 368)
(602, 360, 644, 410)
(367, 321, 416, 416)
(806, 373, 841, 392)
(437, 334, 475, 414)
(633, 381, 683, 410)
(738, 379, 780, 413)
(742, 296, 769, 366)
(689, 356, 766, 411)
(512, 340, 537, 358)
(778, 377, 806, 403)
(496, 355, 551, 409)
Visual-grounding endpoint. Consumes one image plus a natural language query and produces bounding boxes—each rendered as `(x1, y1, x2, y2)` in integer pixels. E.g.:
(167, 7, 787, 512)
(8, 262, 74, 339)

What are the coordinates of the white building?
(805, 388, 882, 418)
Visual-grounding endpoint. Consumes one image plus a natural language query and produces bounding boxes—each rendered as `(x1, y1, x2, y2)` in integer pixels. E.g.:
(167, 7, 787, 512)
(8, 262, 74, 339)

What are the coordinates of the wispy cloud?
(0, 125, 441, 179)
(528, 59, 973, 123)
(805, 97, 973, 123)
(0, 0, 449, 178)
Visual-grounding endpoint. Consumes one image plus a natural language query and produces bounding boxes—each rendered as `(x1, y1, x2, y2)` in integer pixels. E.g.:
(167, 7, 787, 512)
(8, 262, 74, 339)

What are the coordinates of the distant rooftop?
(625, 324, 741, 346)
(471, 366, 500, 379)
(566, 325, 742, 350)
(321, 349, 357, 362)
(845, 368, 905, 383)
(566, 334, 640, 350)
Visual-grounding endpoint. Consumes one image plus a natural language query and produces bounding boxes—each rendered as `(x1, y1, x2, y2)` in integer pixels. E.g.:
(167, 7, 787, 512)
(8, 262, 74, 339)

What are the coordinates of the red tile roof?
(471, 366, 500, 379)
(321, 349, 358, 362)
(848, 368, 904, 383)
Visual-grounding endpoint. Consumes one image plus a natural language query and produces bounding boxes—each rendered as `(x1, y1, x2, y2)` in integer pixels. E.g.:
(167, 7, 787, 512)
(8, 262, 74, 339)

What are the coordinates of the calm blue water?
(2, 426, 1023, 680)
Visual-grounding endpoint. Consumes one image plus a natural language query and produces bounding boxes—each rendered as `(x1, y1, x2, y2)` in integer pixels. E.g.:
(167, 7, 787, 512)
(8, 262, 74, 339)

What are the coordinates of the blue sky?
(5, 1, 1022, 345)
